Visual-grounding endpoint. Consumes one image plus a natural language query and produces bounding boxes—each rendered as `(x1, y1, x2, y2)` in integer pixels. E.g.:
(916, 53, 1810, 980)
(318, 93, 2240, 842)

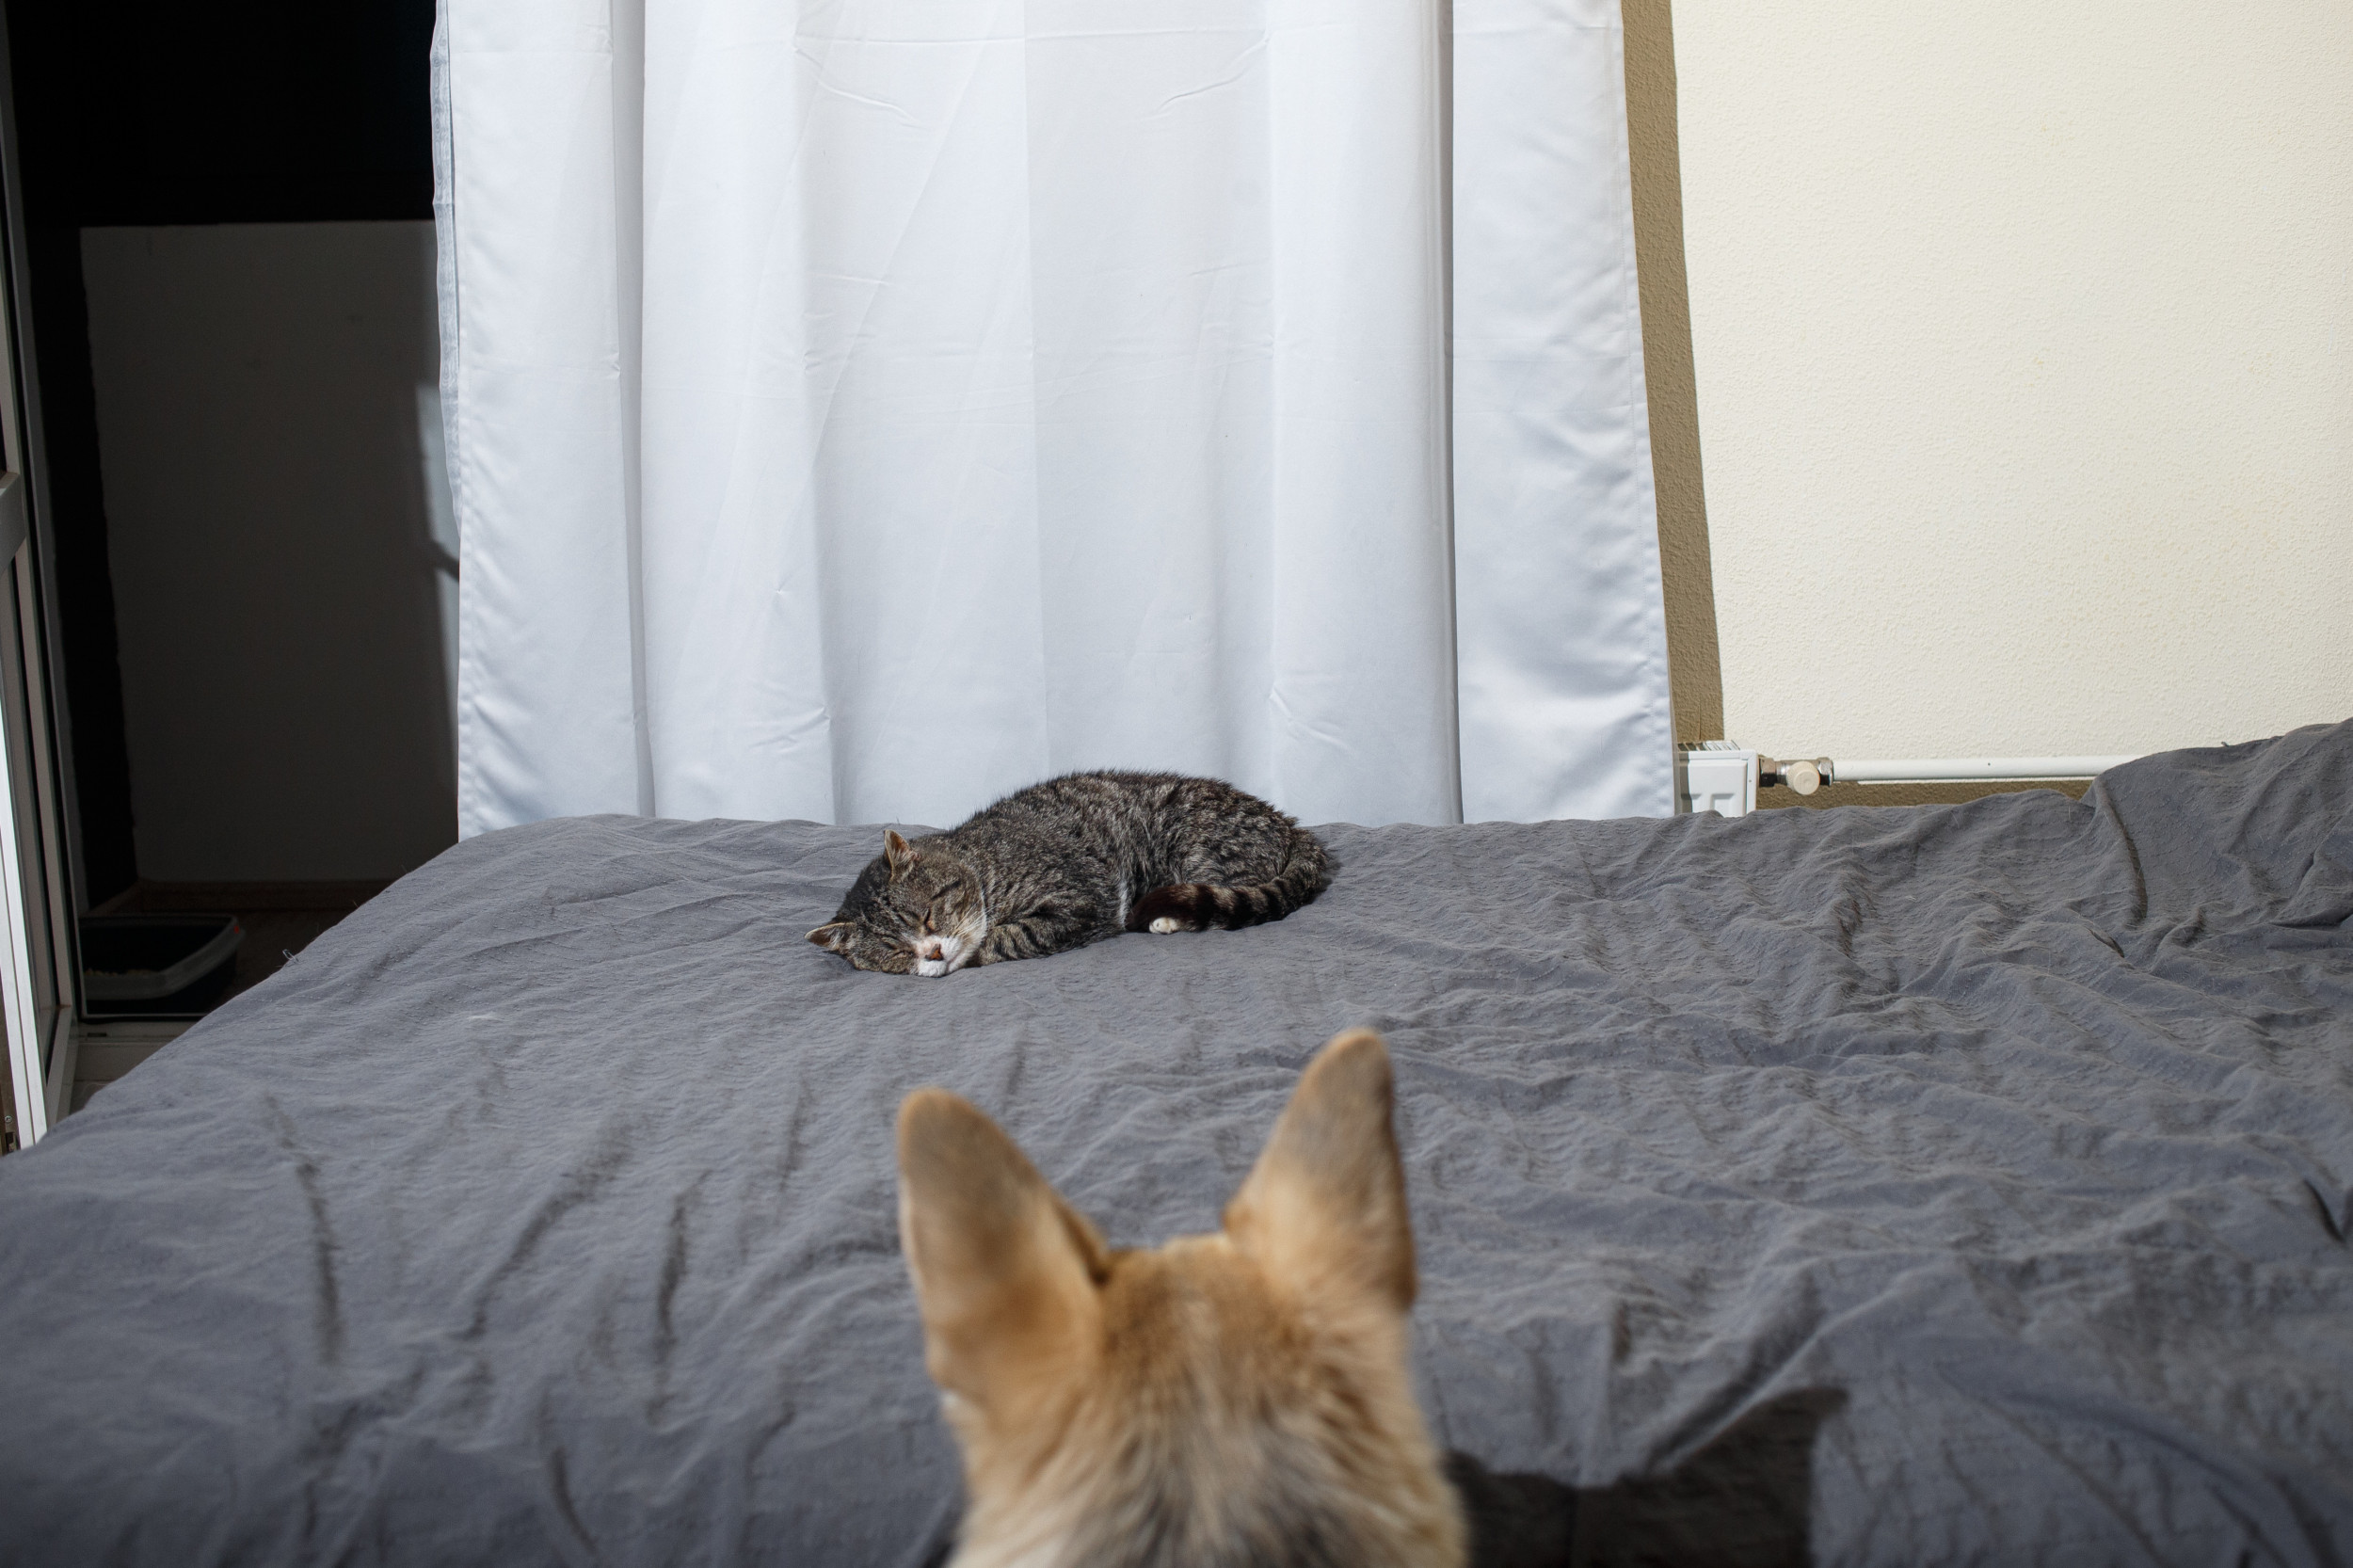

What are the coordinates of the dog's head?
(896, 1030, 1465, 1568)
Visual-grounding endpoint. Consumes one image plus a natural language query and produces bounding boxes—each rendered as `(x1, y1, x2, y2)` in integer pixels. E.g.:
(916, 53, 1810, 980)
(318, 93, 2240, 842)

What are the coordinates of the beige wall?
(1664, 2, 2352, 760)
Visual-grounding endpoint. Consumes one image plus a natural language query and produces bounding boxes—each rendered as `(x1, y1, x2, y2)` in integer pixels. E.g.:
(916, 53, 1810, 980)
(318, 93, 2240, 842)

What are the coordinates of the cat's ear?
(898, 1089, 1108, 1418)
(1223, 1029, 1416, 1314)
(807, 921, 853, 953)
(884, 828, 918, 882)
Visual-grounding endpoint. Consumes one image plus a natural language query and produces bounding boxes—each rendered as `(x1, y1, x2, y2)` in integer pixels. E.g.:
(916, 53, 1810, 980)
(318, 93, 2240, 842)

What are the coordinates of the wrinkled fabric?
(434, 0, 1674, 839)
(1, 725, 2348, 1565)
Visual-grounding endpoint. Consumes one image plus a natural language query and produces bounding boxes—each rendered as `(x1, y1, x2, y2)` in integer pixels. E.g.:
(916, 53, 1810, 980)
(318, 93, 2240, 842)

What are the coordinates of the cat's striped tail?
(1125, 826, 1333, 935)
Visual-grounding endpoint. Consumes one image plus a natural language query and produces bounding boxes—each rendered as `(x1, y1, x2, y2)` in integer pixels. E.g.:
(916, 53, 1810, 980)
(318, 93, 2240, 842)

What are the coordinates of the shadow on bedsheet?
(1448, 1388, 1847, 1568)
(913, 1388, 1843, 1567)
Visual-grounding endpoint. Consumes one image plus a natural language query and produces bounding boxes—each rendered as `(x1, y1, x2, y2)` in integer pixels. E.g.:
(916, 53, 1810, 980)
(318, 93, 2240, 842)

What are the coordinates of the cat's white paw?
(1148, 916, 1182, 935)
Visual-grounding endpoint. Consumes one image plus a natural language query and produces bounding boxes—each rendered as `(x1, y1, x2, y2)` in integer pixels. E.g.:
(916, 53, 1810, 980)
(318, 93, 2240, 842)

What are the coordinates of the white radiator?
(1675, 744, 2142, 817)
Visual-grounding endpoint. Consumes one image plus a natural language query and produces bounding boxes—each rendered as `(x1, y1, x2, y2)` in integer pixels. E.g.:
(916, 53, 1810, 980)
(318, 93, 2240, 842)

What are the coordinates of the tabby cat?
(807, 771, 1331, 976)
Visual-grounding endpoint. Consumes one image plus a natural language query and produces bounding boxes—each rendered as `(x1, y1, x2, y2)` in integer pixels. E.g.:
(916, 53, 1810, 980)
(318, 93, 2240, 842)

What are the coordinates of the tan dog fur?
(897, 1030, 1467, 1568)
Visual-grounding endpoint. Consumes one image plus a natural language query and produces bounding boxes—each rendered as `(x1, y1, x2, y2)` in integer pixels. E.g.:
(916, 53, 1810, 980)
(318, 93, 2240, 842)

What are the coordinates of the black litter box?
(80, 914, 245, 1018)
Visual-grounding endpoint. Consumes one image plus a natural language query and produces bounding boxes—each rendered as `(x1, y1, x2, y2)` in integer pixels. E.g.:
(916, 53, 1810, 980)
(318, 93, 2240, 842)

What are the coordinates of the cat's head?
(808, 829, 988, 977)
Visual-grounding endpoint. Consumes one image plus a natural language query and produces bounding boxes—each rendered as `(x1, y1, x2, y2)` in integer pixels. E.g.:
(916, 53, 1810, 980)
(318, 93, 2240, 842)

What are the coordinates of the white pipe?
(1831, 756, 2140, 784)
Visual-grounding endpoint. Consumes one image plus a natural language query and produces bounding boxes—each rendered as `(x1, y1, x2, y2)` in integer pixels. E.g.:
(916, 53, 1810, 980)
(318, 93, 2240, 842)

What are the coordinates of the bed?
(1, 723, 2347, 1566)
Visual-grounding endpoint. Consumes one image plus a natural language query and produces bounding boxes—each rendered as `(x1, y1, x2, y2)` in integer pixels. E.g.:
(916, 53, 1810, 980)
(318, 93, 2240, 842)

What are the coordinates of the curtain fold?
(437, 0, 1673, 833)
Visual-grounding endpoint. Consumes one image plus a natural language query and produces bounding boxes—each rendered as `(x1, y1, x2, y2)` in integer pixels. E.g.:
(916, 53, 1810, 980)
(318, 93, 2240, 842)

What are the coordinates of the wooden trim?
(1624, 0, 1725, 744)
(1758, 779, 2094, 811)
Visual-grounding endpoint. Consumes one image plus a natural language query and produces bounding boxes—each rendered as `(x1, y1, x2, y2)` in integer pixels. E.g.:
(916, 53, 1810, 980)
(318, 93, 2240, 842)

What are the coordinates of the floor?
(69, 880, 389, 1112)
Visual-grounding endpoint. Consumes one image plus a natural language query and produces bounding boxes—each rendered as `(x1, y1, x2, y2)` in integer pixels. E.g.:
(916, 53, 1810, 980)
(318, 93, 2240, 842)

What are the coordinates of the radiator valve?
(1759, 757, 1831, 795)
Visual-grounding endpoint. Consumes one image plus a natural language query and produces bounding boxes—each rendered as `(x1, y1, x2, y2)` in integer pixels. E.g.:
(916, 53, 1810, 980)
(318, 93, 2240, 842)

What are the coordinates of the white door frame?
(0, 22, 82, 1145)
(0, 470, 42, 1142)
(0, 454, 74, 1147)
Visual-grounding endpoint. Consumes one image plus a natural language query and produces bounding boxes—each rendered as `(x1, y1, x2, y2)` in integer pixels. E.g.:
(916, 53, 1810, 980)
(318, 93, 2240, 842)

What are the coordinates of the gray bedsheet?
(3, 725, 2349, 1566)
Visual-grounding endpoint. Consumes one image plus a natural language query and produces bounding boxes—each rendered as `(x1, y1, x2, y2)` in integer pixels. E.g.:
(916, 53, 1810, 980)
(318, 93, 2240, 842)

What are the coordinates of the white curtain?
(434, 0, 1672, 835)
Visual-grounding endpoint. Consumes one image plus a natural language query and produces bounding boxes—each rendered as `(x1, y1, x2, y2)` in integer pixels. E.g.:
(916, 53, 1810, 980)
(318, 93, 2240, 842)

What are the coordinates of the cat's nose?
(920, 941, 945, 961)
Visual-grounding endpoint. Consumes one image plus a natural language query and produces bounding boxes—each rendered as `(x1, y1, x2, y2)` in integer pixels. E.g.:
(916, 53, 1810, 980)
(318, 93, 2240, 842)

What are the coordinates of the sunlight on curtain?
(436, 0, 1670, 832)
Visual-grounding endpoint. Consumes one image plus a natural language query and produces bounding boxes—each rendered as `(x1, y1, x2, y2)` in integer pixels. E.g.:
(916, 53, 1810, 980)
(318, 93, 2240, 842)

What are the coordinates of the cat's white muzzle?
(912, 934, 977, 978)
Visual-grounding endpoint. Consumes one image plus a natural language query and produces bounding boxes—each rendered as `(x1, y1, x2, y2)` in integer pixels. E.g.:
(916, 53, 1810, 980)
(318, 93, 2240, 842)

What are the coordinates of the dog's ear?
(1225, 1029, 1416, 1313)
(884, 828, 918, 882)
(807, 921, 852, 952)
(898, 1089, 1108, 1416)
